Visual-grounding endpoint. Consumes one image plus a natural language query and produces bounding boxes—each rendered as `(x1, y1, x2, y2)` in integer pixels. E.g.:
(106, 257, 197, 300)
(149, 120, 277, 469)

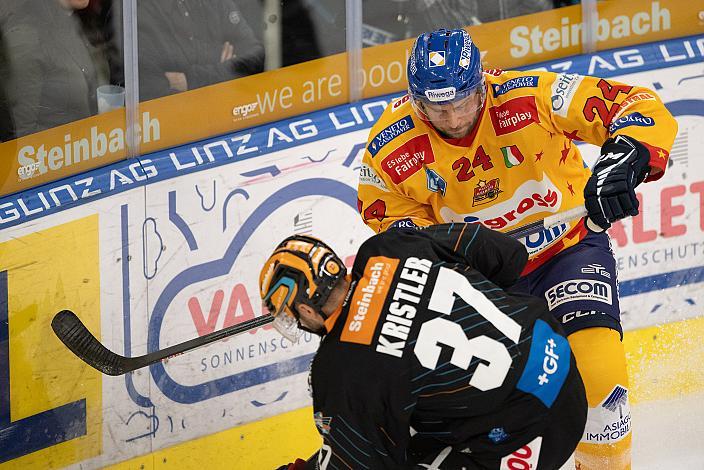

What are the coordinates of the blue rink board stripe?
(0, 35, 700, 300)
(0, 34, 701, 231)
(0, 35, 704, 229)
(619, 265, 704, 297)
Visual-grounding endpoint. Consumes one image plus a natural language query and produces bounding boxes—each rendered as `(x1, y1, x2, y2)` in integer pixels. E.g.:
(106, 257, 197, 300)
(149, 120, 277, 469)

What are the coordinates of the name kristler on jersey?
(376, 257, 432, 358)
(367, 116, 415, 157)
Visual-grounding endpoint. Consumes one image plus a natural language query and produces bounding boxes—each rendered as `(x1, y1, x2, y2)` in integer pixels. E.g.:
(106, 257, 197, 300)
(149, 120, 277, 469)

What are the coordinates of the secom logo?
(545, 279, 612, 309)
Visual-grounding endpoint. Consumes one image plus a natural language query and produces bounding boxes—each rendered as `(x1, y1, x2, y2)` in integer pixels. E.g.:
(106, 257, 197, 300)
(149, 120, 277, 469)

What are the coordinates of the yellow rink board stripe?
(0, 215, 102, 469)
(107, 315, 704, 469)
(105, 406, 321, 470)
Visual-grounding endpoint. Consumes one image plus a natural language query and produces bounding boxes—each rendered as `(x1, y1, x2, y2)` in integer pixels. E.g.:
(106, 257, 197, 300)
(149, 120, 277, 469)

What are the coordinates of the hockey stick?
(51, 309, 274, 376)
(504, 204, 599, 239)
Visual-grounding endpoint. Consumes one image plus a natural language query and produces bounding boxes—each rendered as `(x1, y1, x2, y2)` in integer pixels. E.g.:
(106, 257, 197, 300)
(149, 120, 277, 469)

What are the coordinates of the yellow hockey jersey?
(358, 69, 677, 273)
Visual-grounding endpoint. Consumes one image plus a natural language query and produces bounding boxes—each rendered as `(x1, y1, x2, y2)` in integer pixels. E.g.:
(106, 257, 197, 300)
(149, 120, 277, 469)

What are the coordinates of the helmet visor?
(410, 85, 486, 125)
(271, 307, 304, 343)
(262, 276, 304, 342)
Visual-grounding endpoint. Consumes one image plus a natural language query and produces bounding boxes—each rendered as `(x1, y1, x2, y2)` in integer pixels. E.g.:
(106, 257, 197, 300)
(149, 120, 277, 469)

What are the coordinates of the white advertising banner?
(0, 34, 701, 468)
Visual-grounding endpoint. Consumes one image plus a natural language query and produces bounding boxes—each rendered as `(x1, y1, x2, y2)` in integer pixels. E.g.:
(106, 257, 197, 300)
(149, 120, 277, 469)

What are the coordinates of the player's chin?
(442, 127, 471, 139)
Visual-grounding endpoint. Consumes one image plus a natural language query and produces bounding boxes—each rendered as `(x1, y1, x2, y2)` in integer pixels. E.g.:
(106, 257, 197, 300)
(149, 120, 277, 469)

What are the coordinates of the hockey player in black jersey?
(260, 223, 587, 470)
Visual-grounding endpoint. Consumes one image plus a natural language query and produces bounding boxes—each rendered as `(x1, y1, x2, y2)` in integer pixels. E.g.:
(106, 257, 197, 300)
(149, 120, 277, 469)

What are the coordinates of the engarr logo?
(232, 102, 259, 119)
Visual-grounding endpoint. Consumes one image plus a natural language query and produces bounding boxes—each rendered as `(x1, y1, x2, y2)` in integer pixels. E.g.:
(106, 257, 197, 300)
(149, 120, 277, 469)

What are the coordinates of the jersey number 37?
(414, 267, 522, 391)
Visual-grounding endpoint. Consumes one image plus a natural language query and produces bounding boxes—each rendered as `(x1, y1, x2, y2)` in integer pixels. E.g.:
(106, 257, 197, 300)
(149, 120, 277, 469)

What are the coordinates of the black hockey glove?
(584, 135, 651, 231)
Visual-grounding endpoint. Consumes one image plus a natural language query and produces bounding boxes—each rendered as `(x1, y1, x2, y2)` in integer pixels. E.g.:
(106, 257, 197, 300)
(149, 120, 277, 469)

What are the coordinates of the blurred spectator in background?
(2, 0, 109, 138)
(77, 0, 124, 89)
(465, 0, 552, 23)
(138, 0, 265, 101)
(362, 0, 553, 46)
(554, 0, 581, 7)
(281, 0, 327, 66)
(0, 2, 17, 141)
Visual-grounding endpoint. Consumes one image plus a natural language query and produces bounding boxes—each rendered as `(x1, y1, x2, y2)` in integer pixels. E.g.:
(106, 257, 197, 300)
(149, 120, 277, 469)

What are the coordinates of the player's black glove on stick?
(584, 135, 651, 231)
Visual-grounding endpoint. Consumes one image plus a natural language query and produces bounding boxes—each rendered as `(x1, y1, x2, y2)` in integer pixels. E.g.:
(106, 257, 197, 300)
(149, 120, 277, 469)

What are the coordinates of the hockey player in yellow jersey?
(357, 28, 678, 469)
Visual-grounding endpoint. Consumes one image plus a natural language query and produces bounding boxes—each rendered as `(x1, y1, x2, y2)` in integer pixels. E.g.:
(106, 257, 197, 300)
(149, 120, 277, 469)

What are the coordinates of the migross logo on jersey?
(491, 75, 539, 97)
(381, 134, 435, 184)
(545, 279, 612, 309)
(341, 256, 399, 345)
(489, 96, 540, 136)
(440, 175, 562, 230)
(550, 73, 584, 118)
(608, 112, 655, 134)
(367, 116, 415, 157)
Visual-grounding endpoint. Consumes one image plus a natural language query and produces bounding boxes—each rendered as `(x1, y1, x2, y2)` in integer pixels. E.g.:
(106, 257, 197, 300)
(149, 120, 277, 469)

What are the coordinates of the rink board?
(0, 35, 702, 468)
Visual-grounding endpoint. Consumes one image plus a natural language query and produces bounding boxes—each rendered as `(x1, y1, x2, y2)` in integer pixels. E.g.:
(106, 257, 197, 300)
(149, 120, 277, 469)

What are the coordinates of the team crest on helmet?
(428, 51, 445, 67)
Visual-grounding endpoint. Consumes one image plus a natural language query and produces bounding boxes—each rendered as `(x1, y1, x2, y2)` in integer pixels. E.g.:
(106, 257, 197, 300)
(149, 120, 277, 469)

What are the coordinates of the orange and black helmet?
(259, 235, 345, 339)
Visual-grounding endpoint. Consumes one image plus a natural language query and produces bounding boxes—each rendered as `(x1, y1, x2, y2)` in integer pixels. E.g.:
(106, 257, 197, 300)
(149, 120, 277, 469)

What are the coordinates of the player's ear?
(296, 302, 315, 319)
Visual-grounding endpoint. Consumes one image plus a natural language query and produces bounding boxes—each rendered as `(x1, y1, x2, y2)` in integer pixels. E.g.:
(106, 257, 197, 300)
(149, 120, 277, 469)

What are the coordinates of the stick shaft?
(505, 204, 588, 239)
(52, 309, 274, 375)
(147, 314, 274, 363)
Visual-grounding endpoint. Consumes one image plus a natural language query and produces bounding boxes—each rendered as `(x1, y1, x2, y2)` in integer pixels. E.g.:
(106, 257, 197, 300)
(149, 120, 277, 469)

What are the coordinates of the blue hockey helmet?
(407, 29, 486, 136)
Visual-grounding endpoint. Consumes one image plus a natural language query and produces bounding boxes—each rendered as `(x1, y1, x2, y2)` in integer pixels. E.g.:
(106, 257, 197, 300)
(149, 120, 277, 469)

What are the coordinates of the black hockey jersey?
(309, 223, 581, 469)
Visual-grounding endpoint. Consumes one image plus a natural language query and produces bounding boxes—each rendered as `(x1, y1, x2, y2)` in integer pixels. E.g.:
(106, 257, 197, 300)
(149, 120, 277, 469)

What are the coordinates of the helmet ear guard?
(259, 235, 346, 340)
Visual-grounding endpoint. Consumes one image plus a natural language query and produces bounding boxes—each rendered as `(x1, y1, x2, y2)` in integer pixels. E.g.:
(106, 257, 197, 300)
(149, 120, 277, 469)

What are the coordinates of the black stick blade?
(51, 310, 129, 376)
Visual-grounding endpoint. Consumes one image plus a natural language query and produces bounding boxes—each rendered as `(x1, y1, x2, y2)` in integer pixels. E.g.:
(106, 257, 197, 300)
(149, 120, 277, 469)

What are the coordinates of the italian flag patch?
(501, 145, 525, 168)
